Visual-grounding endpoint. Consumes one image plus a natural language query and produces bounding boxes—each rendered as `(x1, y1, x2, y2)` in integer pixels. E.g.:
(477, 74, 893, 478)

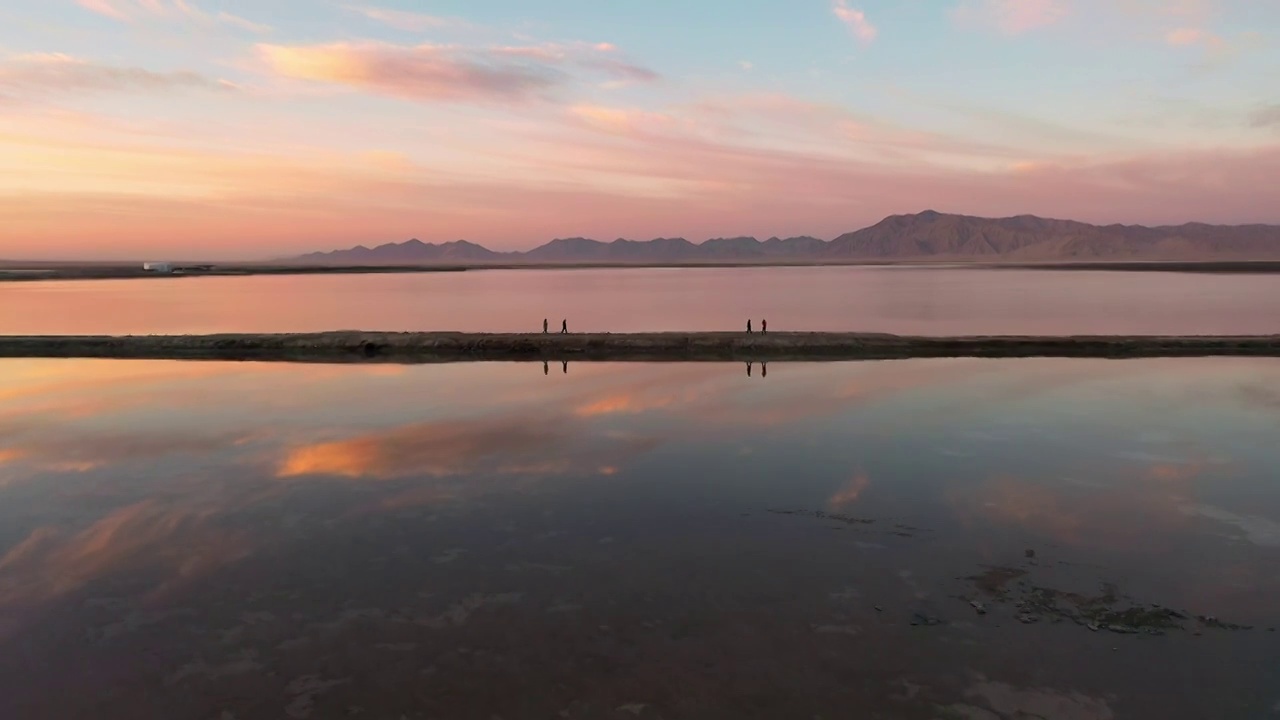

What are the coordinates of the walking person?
(543, 318, 548, 334)
(746, 319, 753, 334)
(762, 319, 767, 335)
(561, 319, 568, 334)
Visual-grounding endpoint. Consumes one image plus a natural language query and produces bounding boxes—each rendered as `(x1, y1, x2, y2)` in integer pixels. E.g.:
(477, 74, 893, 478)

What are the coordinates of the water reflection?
(2, 266, 1279, 335)
(0, 357, 1278, 718)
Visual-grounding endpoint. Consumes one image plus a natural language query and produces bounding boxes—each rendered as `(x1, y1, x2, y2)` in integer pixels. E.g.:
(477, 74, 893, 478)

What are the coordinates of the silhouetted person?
(761, 362, 768, 378)
(747, 361, 753, 377)
(762, 319, 767, 334)
(562, 360, 568, 374)
(561, 319, 568, 334)
(543, 361, 549, 375)
(543, 318, 548, 334)
(746, 319, 753, 334)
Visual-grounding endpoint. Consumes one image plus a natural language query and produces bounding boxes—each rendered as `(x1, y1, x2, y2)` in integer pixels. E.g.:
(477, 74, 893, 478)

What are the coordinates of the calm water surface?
(0, 357, 1278, 718)
(2, 266, 1278, 335)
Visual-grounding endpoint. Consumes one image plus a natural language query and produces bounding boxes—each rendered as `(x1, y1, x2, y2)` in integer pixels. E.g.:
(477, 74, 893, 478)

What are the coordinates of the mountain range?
(295, 211, 1280, 264)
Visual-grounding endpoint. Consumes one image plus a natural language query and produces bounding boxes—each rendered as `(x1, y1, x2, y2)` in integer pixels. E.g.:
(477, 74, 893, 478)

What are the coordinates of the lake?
(0, 357, 1277, 718)
(2, 265, 1279, 335)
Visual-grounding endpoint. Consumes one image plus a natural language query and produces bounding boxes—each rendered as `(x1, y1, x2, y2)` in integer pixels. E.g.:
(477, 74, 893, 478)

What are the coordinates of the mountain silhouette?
(295, 212, 1280, 263)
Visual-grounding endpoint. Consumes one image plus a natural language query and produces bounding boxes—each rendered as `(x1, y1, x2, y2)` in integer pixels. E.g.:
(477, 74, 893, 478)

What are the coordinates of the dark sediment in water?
(2, 332, 1280, 363)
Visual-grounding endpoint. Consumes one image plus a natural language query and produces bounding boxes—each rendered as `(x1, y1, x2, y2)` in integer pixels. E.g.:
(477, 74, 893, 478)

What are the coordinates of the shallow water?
(0, 358, 1278, 719)
(2, 265, 1279, 335)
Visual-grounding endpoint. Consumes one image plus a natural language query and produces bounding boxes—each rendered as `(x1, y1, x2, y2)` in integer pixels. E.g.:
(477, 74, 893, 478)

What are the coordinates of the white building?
(142, 262, 173, 273)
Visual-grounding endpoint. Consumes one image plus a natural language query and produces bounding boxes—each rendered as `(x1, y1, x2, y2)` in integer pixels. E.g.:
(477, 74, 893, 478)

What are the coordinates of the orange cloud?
(258, 41, 655, 104)
(0, 501, 251, 613)
(277, 439, 381, 479)
(828, 473, 871, 509)
(277, 418, 558, 480)
(574, 393, 679, 417)
(953, 457, 1206, 549)
(275, 397, 669, 488)
(15, 433, 251, 473)
(259, 42, 561, 103)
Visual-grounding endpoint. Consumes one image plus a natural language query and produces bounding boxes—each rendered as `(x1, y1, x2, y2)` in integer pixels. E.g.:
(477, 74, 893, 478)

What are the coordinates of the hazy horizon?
(8, 208, 1280, 263)
(3, 0, 1279, 260)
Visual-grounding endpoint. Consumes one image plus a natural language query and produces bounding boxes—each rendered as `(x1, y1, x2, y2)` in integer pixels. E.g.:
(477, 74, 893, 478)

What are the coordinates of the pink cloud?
(1166, 26, 1206, 45)
(568, 105, 686, 137)
(74, 0, 269, 33)
(0, 53, 228, 96)
(76, 0, 129, 21)
(343, 5, 458, 31)
(3, 83, 1277, 259)
(832, 0, 877, 43)
(953, 0, 1068, 35)
(6, 100, 1279, 259)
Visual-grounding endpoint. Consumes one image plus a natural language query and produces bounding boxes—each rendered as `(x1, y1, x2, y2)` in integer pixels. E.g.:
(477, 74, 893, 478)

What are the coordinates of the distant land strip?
(6, 260, 1280, 284)
(3, 332, 1280, 363)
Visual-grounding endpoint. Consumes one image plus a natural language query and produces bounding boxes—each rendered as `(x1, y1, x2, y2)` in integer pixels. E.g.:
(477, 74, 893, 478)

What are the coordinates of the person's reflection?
(746, 361, 753, 377)
(761, 362, 767, 378)
(543, 361, 549, 376)
(562, 360, 568, 374)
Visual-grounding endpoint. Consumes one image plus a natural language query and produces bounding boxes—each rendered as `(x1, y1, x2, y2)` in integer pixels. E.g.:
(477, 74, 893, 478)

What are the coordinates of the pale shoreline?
(2, 331, 1279, 363)
(4, 259, 1280, 283)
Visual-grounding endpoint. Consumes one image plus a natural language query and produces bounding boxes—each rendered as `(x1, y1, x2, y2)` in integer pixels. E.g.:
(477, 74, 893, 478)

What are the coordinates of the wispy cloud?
(0, 501, 251, 612)
(75, 0, 270, 33)
(258, 42, 564, 103)
(489, 41, 658, 82)
(1163, 21, 1240, 70)
(258, 40, 657, 104)
(952, 0, 1068, 35)
(832, 0, 877, 43)
(76, 0, 129, 21)
(215, 11, 271, 34)
(342, 5, 460, 32)
(0, 53, 230, 96)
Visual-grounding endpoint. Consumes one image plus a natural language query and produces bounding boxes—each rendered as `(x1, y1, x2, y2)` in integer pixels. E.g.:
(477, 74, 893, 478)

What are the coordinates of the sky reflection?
(1, 357, 1279, 717)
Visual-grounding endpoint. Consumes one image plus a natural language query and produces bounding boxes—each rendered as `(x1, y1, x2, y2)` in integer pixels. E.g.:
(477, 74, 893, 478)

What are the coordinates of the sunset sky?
(1, 0, 1278, 259)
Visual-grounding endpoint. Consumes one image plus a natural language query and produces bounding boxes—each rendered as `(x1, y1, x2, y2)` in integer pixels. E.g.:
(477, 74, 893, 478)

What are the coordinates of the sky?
(0, 0, 1278, 260)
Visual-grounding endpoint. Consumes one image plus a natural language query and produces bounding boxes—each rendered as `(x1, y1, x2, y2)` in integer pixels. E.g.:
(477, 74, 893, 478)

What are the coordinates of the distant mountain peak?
(294, 211, 1280, 264)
